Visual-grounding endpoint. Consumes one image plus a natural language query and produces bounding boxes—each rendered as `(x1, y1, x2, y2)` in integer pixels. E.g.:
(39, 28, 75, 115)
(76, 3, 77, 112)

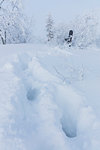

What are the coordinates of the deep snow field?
(0, 44, 100, 150)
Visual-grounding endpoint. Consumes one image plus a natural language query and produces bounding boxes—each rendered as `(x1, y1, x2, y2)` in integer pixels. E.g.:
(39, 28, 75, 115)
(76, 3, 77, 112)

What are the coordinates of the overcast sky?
(23, 0, 100, 36)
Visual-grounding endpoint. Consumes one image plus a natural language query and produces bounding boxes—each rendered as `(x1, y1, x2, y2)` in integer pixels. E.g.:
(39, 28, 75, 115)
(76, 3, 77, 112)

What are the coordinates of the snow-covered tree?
(46, 14, 54, 42)
(0, 0, 31, 44)
(72, 14, 99, 48)
(54, 24, 69, 46)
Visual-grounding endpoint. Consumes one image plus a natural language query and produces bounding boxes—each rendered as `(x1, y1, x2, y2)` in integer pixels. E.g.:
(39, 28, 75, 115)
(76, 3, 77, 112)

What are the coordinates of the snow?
(0, 44, 100, 150)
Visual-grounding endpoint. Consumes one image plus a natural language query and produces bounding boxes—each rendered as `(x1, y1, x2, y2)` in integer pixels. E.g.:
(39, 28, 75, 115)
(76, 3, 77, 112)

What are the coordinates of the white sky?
(23, 0, 100, 36)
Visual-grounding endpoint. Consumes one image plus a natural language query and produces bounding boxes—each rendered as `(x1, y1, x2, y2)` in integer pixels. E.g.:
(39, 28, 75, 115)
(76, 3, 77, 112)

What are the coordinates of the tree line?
(0, 0, 99, 48)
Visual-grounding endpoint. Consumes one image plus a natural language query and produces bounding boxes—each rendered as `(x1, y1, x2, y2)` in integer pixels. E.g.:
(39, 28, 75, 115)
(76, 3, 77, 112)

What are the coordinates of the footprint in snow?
(27, 88, 39, 101)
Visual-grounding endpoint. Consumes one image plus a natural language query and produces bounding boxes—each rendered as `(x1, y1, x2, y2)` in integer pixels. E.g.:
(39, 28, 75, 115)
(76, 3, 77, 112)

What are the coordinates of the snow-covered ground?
(0, 44, 100, 150)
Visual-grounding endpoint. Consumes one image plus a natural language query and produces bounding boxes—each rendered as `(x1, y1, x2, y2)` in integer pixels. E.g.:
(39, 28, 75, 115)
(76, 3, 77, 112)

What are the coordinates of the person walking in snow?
(65, 30, 73, 47)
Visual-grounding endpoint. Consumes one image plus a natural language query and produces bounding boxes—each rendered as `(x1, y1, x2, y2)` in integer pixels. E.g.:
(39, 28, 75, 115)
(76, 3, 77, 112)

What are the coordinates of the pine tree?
(46, 14, 54, 42)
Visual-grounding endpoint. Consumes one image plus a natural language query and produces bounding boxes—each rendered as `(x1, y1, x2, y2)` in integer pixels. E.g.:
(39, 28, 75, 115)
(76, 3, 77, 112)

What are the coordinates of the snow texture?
(0, 44, 100, 150)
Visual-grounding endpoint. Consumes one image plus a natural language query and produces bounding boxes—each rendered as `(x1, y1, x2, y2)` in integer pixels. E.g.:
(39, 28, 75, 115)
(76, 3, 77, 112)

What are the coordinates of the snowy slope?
(0, 44, 100, 150)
